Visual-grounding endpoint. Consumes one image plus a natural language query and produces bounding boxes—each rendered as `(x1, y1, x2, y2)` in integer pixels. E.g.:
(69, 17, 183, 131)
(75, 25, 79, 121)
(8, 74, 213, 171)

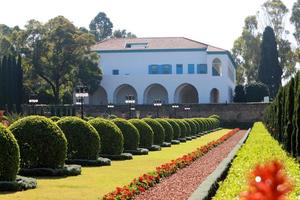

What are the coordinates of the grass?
(213, 122, 300, 199)
(0, 129, 230, 200)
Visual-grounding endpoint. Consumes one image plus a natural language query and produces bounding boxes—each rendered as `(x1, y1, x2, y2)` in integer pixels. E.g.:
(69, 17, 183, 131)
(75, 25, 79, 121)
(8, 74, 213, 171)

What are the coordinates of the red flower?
(240, 160, 293, 200)
(138, 186, 146, 193)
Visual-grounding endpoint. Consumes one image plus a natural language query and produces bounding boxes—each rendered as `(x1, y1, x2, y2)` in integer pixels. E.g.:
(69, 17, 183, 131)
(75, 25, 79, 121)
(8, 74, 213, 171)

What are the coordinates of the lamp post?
(75, 86, 89, 119)
(107, 104, 114, 115)
(125, 95, 135, 119)
(28, 94, 38, 115)
(184, 107, 191, 118)
(172, 104, 179, 118)
(153, 99, 162, 118)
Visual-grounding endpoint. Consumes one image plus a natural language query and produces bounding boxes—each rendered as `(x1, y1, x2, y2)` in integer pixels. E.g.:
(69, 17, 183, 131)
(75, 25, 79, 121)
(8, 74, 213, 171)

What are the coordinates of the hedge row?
(0, 115, 220, 181)
(264, 72, 300, 159)
(213, 122, 300, 199)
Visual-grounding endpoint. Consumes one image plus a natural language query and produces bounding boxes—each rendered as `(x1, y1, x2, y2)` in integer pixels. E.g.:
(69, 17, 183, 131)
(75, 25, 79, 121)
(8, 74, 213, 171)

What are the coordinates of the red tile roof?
(91, 37, 227, 52)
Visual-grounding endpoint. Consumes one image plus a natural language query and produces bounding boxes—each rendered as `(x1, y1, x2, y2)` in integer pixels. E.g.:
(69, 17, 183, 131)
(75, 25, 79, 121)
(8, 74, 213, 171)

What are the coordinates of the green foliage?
(9, 116, 67, 169)
(112, 29, 137, 39)
(258, 26, 282, 98)
(142, 118, 165, 146)
(89, 118, 124, 155)
(50, 116, 60, 122)
(89, 12, 113, 41)
(233, 85, 246, 102)
(291, 0, 300, 46)
(155, 119, 174, 142)
(174, 119, 186, 138)
(184, 119, 197, 136)
(129, 119, 153, 148)
(3, 112, 24, 124)
(213, 122, 300, 200)
(0, 124, 20, 181)
(112, 118, 140, 150)
(245, 82, 269, 102)
(181, 120, 191, 136)
(57, 117, 100, 160)
(164, 119, 181, 140)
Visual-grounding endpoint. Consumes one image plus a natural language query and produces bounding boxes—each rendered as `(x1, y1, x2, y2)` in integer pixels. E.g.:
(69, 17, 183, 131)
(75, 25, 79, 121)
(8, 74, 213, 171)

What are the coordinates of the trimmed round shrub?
(9, 116, 67, 169)
(142, 118, 165, 146)
(181, 120, 191, 136)
(174, 119, 186, 138)
(165, 119, 181, 140)
(185, 119, 197, 136)
(50, 116, 60, 122)
(89, 118, 124, 155)
(156, 119, 174, 142)
(191, 118, 201, 134)
(0, 124, 20, 181)
(129, 119, 154, 148)
(112, 118, 140, 150)
(56, 117, 100, 160)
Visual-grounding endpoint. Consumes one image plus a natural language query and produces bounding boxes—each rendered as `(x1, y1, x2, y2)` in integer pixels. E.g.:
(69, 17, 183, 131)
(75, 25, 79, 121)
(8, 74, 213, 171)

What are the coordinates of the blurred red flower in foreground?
(240, 160, 293, 200)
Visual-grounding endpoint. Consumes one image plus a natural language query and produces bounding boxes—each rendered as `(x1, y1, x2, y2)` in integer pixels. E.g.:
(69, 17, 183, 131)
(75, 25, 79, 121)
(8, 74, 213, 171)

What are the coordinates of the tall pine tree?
(258, 26, 282, 98)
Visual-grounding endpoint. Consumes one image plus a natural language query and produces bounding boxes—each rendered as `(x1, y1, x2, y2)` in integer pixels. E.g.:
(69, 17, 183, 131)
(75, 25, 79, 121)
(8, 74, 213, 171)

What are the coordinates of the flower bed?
(102, 128, 240, 200)
(212, 122, 300, 200)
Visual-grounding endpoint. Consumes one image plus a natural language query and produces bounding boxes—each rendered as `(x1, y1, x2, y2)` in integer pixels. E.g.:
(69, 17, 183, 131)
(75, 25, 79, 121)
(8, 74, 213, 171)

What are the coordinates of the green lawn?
(1, 129, 229, 200)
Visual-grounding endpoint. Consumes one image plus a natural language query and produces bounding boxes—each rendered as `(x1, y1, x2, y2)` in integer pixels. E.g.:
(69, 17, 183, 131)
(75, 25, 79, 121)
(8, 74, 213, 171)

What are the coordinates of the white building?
(88, 37, 236, 105)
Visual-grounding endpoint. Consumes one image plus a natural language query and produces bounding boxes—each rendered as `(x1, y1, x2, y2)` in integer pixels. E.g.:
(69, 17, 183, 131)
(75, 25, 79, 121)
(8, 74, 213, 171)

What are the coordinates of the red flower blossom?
(240, 160, 293, 200)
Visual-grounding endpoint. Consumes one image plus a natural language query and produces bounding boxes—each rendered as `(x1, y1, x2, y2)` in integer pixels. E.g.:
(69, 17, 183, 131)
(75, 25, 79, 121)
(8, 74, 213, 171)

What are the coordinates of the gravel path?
(134, 130, 247, 200)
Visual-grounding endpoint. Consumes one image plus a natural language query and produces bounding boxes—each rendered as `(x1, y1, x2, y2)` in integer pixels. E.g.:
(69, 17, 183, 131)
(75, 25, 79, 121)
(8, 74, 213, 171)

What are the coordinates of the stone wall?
(28, 103, 269, 124)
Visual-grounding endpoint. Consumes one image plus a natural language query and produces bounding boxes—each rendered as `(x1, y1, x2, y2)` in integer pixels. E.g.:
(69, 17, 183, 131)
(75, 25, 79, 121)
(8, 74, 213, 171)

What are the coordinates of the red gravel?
(134, 130, 247, 200)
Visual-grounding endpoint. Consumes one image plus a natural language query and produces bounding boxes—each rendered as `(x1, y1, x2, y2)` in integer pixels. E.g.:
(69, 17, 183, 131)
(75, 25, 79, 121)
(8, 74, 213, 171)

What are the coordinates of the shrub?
(233, 85, 246, 102)
(142, 118, 165, 146)
(185, 119, 197, 136)
(181, 120, 191, 136)
(129, 119, 154, 148)
(156, 119, 174, 142)
(0, 124, 20, 181)
(174, 119, 186, 138)
(56, 117, 100, 160)
(165, 119, 181, 140)
(89, 118, 124, 155)
(112, 118, 140, 150)
(9, 116, 67, 169)
(50, 116, 60, 122)
(245, 82, 269, 102)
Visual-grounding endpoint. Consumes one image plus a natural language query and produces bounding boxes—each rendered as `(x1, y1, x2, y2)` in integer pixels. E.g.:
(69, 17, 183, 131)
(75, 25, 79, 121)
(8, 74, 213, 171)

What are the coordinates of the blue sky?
(0, 0, 297, 50)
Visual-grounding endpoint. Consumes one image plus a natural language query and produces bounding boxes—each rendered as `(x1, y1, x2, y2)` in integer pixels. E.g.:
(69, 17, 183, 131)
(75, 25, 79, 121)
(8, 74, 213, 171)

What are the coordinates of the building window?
(197, 64, 207, 74)
(212, 58, 222, 76)
(112, 69, 119, 75)
(176, 64, 183, 74)
(149, 65, 159, 74)
(188, 64, 195, 74)
(161, 64, 172, 74)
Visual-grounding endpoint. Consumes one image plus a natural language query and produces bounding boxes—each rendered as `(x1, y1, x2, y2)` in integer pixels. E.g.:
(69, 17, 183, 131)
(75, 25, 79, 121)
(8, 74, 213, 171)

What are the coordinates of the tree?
(231, 16, 261, 84)
(283, 78, 294, 153)
(233, 85, 246, 102)
(258, 26, 282, 98)
(89, 12, 113, 42)
(245, 82, 270, 102)
(112, 29, 137, 38)
(291, 0, 300, 46)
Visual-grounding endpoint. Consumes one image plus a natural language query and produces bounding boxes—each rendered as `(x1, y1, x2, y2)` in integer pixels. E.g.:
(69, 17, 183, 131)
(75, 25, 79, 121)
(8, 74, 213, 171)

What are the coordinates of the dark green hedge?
(181, 120, 191, 136)
(142, 118, 165, 146)
(129, 119, 154, 148)
(0, 124, 20, 181)
(112, 118, 140, 150)
(165, 119, 181, 140)
(50, 116, 60, 122)
(185, 119, 197, 136)
(57, 117, 100, 160)
(174, 119, 186, 138)
(89, 118, 124, 155)
(9, 116, 67, 169)
(156, 119, 174, 142)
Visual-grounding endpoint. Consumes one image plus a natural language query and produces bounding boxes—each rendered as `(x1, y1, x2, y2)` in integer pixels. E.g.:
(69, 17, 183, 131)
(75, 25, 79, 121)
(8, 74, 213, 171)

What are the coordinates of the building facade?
(88, 37, 236, 105)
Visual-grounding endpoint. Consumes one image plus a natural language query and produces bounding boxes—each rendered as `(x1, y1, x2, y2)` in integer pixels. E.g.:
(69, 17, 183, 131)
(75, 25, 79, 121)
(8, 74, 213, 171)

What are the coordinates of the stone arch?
(210, 88, 220, 103)
(113, 84, 138, 104)
(212, 58, 222, 76)
(174, 83, 199, 104)
(89, 86, 108, 105)
(143, 84, 169, 104)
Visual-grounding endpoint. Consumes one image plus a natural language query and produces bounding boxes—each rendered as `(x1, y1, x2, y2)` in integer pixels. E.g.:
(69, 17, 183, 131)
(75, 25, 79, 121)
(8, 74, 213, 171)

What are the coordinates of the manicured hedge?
(213, 122, 300, 199)
(0, 124, 20, 181)
(185, 119, 197, 136)
(9, 116, 67, 169)
(165, 119, 181, 140)
(89, 118, 124, 155)
(57, 117, 100, 160)
(142, 118, 165, 146)
(50, 116, 60, 122)
(156, 119, 174, 143)
(129, 119, 154, 148)
(174, 119, 186, 138)
(112, 118, 140, 150)
(181, 120, 191, 137)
